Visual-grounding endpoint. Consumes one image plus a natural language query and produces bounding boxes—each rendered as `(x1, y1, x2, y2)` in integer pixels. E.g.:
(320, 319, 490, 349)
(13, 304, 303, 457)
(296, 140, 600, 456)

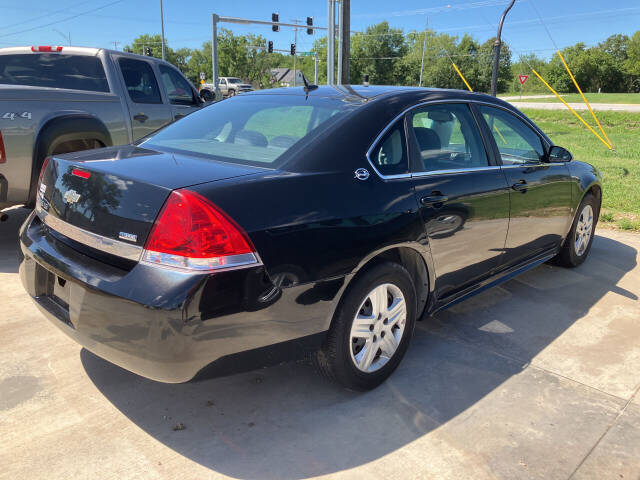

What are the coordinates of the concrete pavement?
(1, 208, 640, 479)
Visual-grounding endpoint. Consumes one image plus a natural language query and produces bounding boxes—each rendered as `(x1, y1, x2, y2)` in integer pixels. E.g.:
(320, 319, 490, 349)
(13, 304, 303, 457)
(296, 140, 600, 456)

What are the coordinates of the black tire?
(556, 193, 599, 268)
(228, 89, 236, 97)
(200, 89, 214, 102)
(314, 261, 417, 391)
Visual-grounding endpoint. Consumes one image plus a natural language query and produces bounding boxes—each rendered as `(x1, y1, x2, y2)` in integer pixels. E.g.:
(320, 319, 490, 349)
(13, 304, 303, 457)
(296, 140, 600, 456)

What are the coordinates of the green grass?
(522, 108, 640, 231)
(505, 93, 640, 104)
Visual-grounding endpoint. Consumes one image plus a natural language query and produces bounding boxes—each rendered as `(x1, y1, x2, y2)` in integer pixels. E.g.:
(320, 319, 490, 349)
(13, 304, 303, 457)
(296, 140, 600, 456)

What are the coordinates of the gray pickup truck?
(0, 46, 210, 209)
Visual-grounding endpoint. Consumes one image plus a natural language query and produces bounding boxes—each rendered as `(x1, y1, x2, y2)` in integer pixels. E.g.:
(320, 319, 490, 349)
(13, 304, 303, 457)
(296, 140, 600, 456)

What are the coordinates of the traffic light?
(306, 17, 313, 35)
(268, 41, 273, 53)
(272, 13, 279, 32)
(290, 43, 296, 56)
(144, 46, 152, 56)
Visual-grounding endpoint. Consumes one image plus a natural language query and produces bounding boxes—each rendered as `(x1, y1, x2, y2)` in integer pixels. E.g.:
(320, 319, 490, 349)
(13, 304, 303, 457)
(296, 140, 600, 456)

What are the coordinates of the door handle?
(511, 179, 528, 192)
(421, 192, 449, 207)
(133, 113, 148, 123)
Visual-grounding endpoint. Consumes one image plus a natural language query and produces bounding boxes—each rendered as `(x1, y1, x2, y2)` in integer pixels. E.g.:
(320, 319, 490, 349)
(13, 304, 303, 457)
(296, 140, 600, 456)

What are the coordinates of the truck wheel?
(228, 89, 236, 97)
(313, 262, 416, 391)
(200, 89, 214, 102)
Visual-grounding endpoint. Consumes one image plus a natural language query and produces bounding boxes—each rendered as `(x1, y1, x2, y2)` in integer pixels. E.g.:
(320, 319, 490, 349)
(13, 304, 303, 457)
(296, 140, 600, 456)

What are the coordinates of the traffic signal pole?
(490, 0, 515, 96)
(210, 14, 327, 87)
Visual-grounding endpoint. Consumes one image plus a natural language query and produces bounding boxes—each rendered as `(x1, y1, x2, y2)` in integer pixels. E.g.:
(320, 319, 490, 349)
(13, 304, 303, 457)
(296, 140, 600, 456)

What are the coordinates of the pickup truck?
(0, 46, 212, 209)
(201, 76, 253, 99)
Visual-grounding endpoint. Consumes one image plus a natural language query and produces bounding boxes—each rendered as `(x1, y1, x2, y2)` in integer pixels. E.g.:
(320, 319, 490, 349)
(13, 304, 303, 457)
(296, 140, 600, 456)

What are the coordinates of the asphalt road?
(1, 207, 639, 480)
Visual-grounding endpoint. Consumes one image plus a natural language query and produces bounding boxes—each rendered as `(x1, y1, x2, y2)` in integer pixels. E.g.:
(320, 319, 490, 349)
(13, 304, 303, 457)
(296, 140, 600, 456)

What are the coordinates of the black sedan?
(19, 86, 601, 391)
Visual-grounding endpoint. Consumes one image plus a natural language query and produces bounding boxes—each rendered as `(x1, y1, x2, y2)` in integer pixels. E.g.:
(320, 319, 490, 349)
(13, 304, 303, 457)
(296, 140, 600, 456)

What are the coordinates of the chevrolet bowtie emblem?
(63, 189, 81, 204)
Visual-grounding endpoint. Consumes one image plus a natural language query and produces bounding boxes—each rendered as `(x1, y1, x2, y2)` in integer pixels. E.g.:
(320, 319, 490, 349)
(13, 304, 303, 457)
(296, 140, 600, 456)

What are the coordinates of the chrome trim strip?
(365, 97, 552, 181)
(411, 166, 502, 178)
(140, 251, 261, 273)
(36, 204, 143, 261)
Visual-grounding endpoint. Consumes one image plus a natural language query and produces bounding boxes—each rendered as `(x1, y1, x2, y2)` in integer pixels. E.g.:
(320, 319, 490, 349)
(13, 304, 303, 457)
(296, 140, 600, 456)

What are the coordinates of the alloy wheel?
(349, 283, 407, 373)
(574, 204, 594, 257)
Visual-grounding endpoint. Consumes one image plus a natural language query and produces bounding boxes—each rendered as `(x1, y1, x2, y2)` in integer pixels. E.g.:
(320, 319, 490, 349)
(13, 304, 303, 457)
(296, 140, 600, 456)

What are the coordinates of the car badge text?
(119, 232, 138, 243)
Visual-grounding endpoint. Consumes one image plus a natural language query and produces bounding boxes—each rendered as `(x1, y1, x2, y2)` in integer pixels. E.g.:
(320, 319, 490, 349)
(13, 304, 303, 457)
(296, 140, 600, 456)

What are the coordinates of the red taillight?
(38, 156, 51, 188)
(72, 168, 91, 179)
(31, 46, 63, 52)
(143, 189, 257, 271)
(0, 130, 6, 164)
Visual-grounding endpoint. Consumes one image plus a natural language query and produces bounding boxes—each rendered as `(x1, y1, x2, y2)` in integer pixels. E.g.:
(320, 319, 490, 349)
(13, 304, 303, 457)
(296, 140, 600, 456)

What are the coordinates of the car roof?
(245, 84, 510, 108)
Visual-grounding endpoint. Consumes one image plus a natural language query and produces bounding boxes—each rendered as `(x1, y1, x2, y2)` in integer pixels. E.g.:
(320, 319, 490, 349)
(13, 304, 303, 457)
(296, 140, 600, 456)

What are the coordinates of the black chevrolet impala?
(19, 86, 602, 390)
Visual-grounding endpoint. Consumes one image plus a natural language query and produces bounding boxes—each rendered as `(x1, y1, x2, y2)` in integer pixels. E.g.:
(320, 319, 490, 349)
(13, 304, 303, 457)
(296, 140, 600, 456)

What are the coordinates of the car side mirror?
(548, 145, 573, 163)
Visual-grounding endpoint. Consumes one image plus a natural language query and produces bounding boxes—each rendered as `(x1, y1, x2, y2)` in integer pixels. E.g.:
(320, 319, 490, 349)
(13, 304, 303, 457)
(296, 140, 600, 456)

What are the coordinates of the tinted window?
(159, 65, 195, 105)
(119, 58, 162, 104)
(370, 121, 408, 176)
(479, 106, 545, 165)
(0, 54, 109, 92)
(410, 103, 487, 172)
(143, 95, 358, 167)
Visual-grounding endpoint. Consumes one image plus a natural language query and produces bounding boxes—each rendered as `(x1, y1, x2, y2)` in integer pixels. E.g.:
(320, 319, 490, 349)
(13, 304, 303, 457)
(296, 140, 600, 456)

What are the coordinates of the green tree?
(124, 34, 191, 74)
(350, 22, 407, 85)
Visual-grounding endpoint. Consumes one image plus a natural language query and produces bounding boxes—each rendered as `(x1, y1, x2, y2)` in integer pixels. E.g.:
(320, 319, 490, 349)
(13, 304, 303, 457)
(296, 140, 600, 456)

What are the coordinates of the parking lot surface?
(1, 207, 639, 480)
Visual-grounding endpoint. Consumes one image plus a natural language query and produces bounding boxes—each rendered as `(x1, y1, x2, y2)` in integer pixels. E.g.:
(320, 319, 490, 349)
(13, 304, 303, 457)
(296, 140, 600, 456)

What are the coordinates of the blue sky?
(1, 0, 639, 60)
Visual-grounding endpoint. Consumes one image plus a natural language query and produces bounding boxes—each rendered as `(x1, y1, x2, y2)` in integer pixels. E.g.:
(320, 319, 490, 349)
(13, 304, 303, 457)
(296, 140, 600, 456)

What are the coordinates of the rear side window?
(0, 54, 109, 92)
(369, 121, 408, 177)
(119, 58, 162, 104)
(143, 95, 358, 168)
(410, 103, 488, 172)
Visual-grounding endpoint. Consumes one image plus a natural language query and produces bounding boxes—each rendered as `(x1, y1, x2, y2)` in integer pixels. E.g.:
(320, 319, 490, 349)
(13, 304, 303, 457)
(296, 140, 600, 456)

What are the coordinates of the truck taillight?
(0, 130, 6, 163)
(142, 189, 258, 272)
(31, 46, 63, 52)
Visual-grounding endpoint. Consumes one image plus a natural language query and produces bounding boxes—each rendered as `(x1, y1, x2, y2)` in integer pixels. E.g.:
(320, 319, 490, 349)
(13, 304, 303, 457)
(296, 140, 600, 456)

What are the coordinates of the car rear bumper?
(19, 211, 338, 383)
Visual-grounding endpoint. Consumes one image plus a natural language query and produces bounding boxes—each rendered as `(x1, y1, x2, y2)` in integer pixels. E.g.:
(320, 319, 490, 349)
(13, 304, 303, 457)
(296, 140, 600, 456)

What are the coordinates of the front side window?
(119, 58, 161, 104)
(369, 121, 408, 177)
(159, 65, 196, 105)
(143, 95, 358, 167)
(479, 106, 545, 165)
(409, 103, 488, 173)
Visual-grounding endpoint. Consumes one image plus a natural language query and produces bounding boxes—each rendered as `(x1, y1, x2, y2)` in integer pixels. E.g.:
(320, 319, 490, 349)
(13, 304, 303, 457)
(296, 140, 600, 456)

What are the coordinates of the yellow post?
(531, 69, 613, 151)
(557, 50, 613, 149)
(452, 62, 473, 92)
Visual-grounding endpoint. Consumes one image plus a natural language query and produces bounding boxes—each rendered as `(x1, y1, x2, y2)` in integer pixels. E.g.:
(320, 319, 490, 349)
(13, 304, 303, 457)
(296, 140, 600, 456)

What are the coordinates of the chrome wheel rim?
(349, 283, 407, 373)
(574, 204, 594, 257)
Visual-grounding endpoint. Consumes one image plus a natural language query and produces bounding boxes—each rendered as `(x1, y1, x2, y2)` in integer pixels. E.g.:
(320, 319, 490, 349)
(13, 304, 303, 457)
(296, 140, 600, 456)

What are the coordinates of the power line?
(0, 0, 94, 31)
(0, 0, 127, 38)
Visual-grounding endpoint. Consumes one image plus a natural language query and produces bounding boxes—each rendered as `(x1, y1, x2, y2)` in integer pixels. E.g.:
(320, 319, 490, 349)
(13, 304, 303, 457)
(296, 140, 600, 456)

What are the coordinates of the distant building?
(270, 68, 305, 87)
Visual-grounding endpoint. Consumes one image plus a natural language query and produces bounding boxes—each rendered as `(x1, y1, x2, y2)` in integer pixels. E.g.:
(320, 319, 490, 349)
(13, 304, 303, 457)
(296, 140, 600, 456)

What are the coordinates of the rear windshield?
(143, 95, 359, 168)
(0, 53, 109, 92)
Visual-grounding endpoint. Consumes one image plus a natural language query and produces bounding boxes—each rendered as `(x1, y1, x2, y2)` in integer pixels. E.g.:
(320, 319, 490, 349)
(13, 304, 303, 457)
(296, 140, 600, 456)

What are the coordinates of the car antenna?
(301, 73, 318, 97)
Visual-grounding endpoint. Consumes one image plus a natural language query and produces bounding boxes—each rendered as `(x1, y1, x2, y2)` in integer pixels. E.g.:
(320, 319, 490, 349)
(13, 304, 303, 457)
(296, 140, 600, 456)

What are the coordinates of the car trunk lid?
(37, 145, 264, 255)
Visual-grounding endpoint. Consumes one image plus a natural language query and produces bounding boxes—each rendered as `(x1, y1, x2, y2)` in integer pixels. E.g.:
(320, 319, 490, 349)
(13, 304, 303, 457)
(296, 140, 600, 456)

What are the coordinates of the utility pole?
(340, 0, 350, 84)
(491, 0, 516, 96)
(291, 19, 300, 87)
(211, 14, 219, 87)
(337, 0, 342, 84)
(314, 52, 319, 84)
(160, 0, 166, 60)
(327, 0, 335, 85)
(113, 41, 119, 50)
(419, 18, 428, 87)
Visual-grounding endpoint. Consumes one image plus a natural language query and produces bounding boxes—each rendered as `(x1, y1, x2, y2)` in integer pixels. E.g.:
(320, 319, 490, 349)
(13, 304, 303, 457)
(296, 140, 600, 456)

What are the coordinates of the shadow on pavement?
(0, 207, 29, 274)
(80, 233, 638, 479)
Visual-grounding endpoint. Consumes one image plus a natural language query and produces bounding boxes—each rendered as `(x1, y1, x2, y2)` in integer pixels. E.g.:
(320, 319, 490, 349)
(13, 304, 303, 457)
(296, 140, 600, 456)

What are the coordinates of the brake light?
(38, 156, 50, 189)
(31, 46, 63, 52)
(142, 189, 258, 271)
(72, 168, 91, 179)
(0, 130, 6, 163)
